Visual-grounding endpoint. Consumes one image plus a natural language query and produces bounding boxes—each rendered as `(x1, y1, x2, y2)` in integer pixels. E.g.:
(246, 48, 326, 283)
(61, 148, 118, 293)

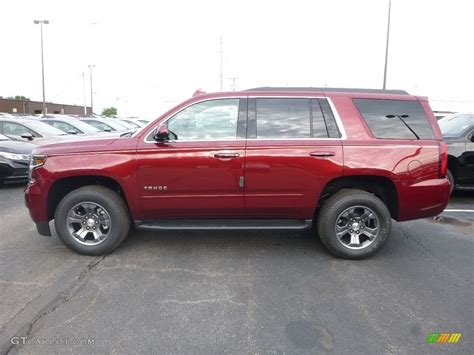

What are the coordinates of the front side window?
(354, 99, 435, 139)
(49, 121, 80, 134)
(85, 120, 115, 132)
(2, 122, 37, 137)
(167, 99, 239, 140)
(256, 98, 311, 138)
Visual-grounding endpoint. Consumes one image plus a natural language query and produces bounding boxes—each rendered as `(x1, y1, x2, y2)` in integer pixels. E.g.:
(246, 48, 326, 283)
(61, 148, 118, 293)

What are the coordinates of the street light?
(382, 0, 391, 90)
(33, 20, 49, 117)
(88, 64, 95, 115)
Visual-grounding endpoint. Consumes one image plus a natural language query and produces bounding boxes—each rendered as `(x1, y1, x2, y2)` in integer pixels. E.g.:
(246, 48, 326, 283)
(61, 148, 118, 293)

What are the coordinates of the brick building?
(0, 98, 91, 115)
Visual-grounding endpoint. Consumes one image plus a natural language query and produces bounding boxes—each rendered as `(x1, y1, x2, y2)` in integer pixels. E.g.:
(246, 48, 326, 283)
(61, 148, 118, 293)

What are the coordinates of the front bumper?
(24, 177, 52, 236)
(397, 178, 451, 221)
(0, 160, 29, 182)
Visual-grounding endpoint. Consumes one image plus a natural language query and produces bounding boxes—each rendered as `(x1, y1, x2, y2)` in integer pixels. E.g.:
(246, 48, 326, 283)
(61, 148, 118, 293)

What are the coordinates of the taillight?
(439, 141, 447, 178)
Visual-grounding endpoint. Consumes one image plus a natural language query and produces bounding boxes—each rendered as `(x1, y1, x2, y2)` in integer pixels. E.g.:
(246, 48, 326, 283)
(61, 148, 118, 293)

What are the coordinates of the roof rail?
(245, 87, 409, 95)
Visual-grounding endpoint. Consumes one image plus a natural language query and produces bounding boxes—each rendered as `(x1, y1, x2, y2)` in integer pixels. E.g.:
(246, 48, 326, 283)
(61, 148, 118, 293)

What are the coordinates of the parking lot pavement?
(0, 184, 472, 354)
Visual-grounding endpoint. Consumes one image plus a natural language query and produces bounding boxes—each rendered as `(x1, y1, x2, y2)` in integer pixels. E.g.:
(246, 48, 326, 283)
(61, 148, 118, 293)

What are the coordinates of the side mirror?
(21, 132, 34, 141)
(153, 124, 170, 142)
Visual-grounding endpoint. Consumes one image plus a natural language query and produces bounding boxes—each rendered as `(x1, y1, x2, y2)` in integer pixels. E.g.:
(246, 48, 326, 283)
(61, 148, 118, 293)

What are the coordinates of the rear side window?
(256, 98, 311, 138)
(353, 99, 434, 139)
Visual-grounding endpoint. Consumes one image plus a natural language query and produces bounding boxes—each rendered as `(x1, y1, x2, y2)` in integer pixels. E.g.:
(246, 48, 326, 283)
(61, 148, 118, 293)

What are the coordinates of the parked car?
(80, 117, 131, 132)
(0, 118, 73, 143)
(25, 87, 450, 259)
(439, 113, 474, 192)
(0, 134, 34, 184)
(119, 118, 146, 128)
(41, 118, 113, 136)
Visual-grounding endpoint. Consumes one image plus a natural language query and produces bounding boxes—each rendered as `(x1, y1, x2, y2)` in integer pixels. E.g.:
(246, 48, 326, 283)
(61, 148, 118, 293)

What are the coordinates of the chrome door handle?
(214, 152, 240, 159)
(310, 151, 335, 157)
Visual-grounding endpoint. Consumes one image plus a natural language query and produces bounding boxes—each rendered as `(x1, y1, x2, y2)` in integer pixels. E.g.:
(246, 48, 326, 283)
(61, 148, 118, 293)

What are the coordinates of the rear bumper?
(397, 178, 451, 221)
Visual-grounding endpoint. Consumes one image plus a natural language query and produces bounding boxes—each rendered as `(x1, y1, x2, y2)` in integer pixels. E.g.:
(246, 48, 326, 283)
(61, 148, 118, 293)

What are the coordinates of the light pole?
(88, 64, 95, 115)
(33, 20, 49, 116)
(382, 0, 391, 90)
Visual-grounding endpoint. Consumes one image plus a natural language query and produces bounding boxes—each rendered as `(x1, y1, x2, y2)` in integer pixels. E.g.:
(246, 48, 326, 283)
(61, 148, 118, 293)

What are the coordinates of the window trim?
(143, 95, 346, 143)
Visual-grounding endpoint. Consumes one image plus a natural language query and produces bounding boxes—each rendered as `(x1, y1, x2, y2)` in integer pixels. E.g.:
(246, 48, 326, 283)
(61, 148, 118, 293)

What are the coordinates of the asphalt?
(0, 184, 472, 354)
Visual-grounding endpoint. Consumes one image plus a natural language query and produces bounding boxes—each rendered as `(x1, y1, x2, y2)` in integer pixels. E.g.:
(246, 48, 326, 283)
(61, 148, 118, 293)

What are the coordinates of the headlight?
(28, 155, 47, 184)
(0, 151, 30, 161)
(29, 155, 47, 169)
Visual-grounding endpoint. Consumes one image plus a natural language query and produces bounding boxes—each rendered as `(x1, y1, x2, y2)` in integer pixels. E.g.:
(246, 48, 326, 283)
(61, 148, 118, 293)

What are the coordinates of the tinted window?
(318, 99, 340, 138)
(354, 99, 434, 139)
(167, 99, 239, 140)
(256, 98, 310, 138)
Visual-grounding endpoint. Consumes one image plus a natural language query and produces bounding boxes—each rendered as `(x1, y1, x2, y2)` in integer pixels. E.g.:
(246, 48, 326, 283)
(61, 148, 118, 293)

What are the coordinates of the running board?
(135, 219, 312, 231)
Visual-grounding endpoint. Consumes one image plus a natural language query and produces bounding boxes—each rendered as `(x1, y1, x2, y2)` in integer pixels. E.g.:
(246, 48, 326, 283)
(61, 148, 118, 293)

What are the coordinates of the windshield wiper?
(386, 114, 420, 140)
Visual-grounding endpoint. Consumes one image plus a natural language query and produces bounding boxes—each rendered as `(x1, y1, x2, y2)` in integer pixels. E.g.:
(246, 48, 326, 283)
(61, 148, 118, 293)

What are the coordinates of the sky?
(1, 0, 473, 117)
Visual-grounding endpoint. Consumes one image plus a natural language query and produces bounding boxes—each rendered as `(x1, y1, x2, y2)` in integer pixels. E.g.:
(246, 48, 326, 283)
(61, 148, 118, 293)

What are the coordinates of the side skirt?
(135, 219, 313, 231)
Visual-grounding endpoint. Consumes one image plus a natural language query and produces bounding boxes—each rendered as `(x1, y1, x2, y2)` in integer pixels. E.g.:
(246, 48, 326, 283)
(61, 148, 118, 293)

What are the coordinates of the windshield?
(24, 121, 68, 136)
(438, 114, 474, 137)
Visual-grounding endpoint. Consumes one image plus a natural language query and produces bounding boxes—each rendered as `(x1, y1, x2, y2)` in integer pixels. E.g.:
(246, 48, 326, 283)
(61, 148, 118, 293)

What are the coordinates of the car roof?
(245, 87, 409, 95)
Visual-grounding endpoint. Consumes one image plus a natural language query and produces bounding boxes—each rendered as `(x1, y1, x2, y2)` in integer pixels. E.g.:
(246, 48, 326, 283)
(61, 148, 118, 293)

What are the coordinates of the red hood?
(32, 136, 137, 156)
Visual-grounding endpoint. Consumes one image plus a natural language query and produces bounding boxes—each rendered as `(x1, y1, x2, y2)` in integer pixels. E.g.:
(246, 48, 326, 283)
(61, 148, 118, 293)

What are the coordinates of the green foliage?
(6, 95, 30, 101)
(101, 107, 118, 117)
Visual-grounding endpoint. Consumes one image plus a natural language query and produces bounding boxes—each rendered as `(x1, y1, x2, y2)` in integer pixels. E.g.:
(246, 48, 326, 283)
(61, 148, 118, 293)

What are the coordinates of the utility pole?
(383, 0, 391, 90)
(219, 37, 223, 91)
(88, 64, 95, 115)
(229, 77, 239, 91)
(82, 72, 87, 116)
(33, 20, 49, 116)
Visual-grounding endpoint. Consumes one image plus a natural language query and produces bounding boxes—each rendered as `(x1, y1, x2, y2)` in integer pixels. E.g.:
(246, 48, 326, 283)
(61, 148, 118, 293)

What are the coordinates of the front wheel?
(54, 186, 130, 255)
(317, 189, 392, 259)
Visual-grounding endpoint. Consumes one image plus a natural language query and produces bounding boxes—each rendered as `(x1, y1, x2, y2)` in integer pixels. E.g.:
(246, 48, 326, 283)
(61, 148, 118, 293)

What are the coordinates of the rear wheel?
(317, 189, 391, 259)
(54, 186, 130, 255)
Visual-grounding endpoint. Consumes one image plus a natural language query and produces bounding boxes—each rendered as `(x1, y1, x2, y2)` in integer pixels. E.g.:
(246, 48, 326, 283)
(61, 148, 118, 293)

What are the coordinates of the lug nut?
(86, 227, 90, 230)
(82, 221, 86, 224)
(356, 231, 359, 234)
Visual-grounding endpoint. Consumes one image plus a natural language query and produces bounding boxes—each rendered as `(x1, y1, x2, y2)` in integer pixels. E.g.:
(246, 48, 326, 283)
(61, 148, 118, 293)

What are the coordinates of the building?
(0, 98, 91, 115)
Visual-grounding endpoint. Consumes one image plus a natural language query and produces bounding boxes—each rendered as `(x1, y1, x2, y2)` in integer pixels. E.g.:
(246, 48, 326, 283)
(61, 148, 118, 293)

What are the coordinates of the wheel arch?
(47, 175, 130, 221)
(317, 175, 399, 220)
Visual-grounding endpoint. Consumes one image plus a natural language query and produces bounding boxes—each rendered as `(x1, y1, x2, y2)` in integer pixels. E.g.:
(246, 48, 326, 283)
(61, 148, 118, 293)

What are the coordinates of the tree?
(6, 95, 30, 101)
(101, 107, 117, 117)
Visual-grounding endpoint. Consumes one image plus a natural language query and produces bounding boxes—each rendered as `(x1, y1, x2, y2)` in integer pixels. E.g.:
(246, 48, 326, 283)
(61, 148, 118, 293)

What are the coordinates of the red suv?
(24, 88, 450, 259)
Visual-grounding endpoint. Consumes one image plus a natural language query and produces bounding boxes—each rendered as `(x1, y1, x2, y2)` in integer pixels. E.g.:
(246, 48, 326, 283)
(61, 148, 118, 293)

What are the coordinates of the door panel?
(244, 140, 343, 219)
(136, 141, 245, 218)
(135, 97, 246, 219)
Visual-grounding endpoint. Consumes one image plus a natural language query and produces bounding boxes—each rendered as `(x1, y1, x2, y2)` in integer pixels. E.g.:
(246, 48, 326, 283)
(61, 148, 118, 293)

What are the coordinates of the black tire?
(54, 186, 130, 255)
(317, 189, 391, 259)
(446, 169, 455, 195)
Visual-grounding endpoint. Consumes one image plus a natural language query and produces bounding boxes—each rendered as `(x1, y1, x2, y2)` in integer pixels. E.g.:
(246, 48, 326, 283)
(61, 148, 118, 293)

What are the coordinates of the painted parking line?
(443, 209, 474, 213)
